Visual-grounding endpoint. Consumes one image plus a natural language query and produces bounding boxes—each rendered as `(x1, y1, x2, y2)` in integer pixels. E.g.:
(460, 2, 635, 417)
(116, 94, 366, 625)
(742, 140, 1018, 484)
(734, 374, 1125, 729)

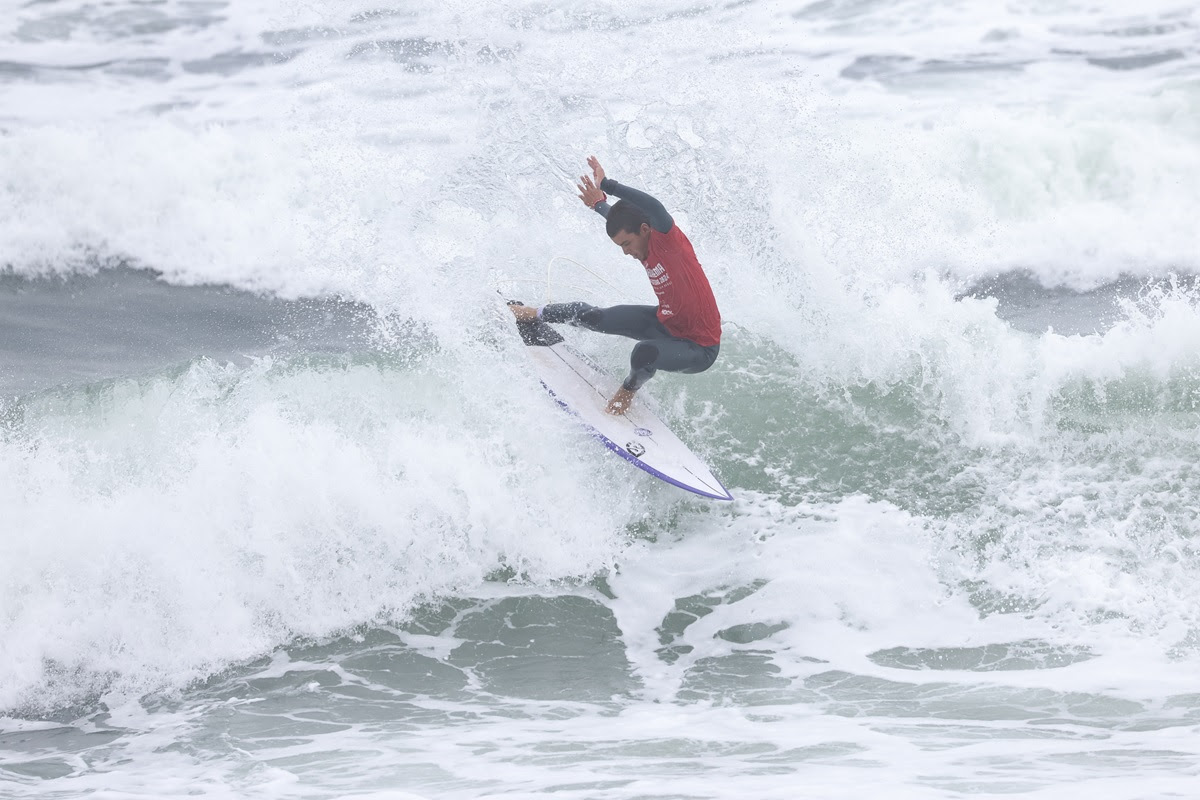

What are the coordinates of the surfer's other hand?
(586, 155, 605, 186)
(606, 386, 636, 415)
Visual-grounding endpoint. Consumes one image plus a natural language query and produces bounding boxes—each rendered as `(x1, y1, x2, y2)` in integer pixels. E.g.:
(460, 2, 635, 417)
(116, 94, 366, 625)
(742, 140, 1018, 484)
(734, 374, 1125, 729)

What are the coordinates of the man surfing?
(510, 156, 722, 414)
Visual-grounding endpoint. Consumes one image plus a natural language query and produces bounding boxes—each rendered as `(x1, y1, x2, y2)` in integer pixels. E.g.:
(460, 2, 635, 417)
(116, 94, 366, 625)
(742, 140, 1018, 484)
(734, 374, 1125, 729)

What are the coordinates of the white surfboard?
(515, 316, 733, 501)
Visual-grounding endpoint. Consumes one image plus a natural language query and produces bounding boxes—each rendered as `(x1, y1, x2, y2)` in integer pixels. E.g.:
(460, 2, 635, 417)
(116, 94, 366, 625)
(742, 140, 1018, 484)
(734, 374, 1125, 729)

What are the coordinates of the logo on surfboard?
(625, 442, 647, 457)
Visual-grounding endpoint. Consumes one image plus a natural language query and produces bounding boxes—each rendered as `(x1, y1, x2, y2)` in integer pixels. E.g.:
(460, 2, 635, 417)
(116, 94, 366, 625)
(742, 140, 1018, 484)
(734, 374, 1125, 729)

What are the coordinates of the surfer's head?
(606, 200, 653, 262)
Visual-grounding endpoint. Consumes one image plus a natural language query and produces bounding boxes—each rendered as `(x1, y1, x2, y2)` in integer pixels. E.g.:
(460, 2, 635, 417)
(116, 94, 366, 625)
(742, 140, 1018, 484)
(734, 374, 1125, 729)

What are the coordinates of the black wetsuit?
(540, 180, 720, 392)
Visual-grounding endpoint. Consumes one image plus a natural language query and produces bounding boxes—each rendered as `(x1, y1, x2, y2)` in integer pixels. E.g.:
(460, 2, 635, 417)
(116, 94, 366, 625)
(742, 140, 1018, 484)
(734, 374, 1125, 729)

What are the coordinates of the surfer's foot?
(508, 302, 537, 323)
(606, 386, 636, 415)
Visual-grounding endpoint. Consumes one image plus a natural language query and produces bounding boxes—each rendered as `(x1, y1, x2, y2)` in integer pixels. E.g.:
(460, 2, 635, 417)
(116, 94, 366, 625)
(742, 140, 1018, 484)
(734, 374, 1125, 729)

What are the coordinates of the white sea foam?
(0, 353, 658, 711)
(3, 0, 1199, 795)
(7, 494, 1199, 799)
(2, 0, 1197, 693)
(1, 0, 1196, 294)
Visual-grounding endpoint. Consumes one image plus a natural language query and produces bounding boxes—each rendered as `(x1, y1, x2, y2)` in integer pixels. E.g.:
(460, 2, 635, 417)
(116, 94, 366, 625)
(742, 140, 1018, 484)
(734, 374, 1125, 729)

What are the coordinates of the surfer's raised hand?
(587, 155, 606, 185)
(577, 174, 606, 208)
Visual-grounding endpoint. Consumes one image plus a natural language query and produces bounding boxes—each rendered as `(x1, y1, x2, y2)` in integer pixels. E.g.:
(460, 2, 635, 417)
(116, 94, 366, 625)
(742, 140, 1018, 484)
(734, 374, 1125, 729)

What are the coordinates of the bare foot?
(509, 303, 537, 323)
(606, 386, 636, 415)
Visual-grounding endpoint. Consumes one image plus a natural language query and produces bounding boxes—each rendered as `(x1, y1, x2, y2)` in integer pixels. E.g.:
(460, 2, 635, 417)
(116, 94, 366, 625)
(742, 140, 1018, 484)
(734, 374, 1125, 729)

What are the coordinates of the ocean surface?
(3, 0, 1200, 797)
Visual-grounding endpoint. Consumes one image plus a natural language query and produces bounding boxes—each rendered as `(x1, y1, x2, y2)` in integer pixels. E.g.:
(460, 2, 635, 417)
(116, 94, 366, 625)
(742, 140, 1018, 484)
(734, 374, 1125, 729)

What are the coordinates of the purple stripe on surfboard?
(541, 383, 734, 502)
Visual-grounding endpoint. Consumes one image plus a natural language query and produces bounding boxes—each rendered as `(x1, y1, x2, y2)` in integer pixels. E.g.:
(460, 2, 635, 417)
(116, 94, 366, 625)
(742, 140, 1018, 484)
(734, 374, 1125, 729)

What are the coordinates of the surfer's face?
(611, 223, 651, 263)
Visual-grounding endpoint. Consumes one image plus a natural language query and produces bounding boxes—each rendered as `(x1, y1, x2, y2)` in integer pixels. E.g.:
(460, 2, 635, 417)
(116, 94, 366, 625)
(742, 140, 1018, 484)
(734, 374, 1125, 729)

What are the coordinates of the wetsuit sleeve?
(598, 178, 674, 233)
(592, 200, 611, 218)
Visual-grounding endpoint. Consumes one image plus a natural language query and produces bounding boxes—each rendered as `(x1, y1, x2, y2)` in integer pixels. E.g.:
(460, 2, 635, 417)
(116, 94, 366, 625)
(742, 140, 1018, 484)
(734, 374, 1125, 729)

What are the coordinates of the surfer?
(511, 156, 722, 414)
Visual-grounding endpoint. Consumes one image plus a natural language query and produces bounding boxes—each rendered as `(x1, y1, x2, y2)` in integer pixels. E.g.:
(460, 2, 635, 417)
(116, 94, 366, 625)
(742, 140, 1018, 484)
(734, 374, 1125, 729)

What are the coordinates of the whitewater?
(2, 0, 1199, 797)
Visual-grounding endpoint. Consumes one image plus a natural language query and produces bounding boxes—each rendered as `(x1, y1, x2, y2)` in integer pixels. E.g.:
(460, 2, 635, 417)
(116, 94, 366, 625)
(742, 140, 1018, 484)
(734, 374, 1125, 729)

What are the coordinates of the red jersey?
(642, 225, 722, 346)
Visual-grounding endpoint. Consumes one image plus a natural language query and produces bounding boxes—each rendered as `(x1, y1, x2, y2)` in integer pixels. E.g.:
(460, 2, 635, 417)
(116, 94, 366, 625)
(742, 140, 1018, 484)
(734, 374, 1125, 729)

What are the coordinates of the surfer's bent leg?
(623, 339, 720, 392)
(540, 302, 718, 393)
(540, 303, 662, 340)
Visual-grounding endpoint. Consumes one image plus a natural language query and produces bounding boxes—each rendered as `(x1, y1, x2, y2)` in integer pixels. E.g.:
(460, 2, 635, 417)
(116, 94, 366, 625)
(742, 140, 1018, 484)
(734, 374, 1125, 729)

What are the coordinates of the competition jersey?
(643, 225, 722, 347)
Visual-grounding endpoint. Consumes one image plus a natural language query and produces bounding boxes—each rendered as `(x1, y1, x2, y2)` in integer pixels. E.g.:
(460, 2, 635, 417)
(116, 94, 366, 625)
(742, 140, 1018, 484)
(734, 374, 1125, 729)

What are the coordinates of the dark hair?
(605, 200, 650, 238)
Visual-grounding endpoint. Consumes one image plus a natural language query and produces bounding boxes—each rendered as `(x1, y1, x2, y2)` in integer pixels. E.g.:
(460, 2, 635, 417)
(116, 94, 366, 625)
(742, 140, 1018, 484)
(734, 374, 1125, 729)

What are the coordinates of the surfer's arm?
(598, 178, 673, 233)
(579, 157, 671, 232)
